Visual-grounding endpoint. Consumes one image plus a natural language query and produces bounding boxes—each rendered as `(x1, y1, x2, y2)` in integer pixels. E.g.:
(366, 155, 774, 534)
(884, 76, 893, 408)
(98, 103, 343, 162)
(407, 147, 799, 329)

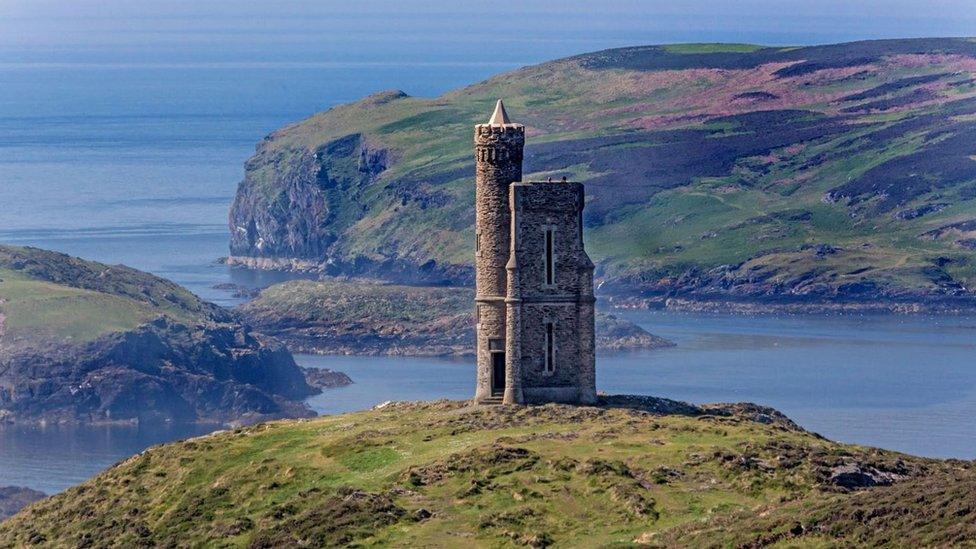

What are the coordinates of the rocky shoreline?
(221, 259, 976, 316)
(237, 279, 675, 358)
(606, 294, 976, 315)
(0, 318, 320, 426)
(225, 251, 473, 287)
(0, 245, 349, 427)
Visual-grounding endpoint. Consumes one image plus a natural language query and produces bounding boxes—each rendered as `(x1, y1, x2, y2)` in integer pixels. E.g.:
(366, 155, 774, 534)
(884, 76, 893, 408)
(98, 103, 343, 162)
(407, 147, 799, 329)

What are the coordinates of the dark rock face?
(0, 318, 317, 425)
(229, 146, 330, 262)
(300, 367, 353, 391)
(227, 128, 471, 285)
(0, 486, 45, 522)
(828, 463, 904, 489)
(227, 131, 460, 282)
(894, 203, 948, 220)
(595, 314, 674, 352)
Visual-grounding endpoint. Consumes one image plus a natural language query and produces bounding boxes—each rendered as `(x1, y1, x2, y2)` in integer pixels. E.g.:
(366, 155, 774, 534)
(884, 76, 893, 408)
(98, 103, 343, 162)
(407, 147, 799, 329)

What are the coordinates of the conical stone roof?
(488, 99, 512, 125)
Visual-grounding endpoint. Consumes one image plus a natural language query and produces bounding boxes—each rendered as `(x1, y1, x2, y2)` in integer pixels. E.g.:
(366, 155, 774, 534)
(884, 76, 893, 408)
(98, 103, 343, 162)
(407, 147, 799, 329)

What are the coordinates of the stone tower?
(474, 100, 597, 405)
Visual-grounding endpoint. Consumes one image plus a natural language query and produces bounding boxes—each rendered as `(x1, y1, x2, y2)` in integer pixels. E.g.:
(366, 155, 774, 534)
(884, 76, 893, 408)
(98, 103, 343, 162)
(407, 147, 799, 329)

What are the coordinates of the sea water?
(6, 311, 974, 495)
(2, 2, 975, 495)
(303, 312, 976, 461)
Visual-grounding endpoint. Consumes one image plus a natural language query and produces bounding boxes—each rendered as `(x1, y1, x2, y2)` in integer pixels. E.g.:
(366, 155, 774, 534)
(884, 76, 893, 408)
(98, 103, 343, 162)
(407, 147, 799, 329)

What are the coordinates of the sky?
(1, 0, 974, 66)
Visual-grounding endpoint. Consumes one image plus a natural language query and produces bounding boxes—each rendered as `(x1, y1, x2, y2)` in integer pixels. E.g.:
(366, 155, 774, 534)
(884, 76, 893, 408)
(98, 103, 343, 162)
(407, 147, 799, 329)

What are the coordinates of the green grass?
(662, 467, 976, 547)
(586, 119, 976, 290)
(338, 447, 402, 472)
(238, 278, 671, 356)
(0, 268, 158, 343)
(242, 279, 472, 325)
(2, 400, 969, 547)
(0, 245, 218, 346)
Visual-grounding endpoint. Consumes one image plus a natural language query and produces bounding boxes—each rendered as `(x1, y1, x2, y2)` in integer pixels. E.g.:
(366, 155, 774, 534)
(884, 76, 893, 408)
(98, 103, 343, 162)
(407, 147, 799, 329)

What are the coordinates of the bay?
(303, 312, 976, 461)
(2, 0, 975, 496)
(5, 311, 974, 495)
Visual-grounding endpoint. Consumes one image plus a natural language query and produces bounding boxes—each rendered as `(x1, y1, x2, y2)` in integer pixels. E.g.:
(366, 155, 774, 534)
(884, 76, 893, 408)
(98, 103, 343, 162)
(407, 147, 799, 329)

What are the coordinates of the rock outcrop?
(237, 279, 673, 356)
(0, 245, 341, 425)
(0, 318, 317, 425)
(0, 486, 45, 522)
(299, 367, 353, 391)
(227, 122, 466, 285)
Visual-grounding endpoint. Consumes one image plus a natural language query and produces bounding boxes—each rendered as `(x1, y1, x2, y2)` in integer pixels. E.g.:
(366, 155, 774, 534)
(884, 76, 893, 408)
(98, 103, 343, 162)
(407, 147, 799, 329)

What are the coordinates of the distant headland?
(227, 38, 976, 313)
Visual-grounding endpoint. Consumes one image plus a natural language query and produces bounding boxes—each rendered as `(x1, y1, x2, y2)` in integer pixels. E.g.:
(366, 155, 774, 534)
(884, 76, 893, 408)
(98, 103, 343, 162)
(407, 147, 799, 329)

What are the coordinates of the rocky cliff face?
(228, 121, 466, 284)
(224, 93, 484, 284)
(0, 245, 330, 425)
(0, 318, 316, 425)
(227, 39, 976, 309)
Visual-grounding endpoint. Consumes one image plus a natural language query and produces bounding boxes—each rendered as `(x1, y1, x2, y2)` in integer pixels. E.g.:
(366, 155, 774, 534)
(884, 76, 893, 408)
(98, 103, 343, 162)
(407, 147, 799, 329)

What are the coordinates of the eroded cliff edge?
(228, 39, 976, 312)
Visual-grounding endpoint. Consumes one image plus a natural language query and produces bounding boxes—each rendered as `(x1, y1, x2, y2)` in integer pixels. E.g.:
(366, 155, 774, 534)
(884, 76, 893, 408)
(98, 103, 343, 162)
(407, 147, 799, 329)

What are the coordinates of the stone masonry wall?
(510, 182, 587, 297)
(509, 180, 596, 403)
(519, 303, 582, 387)
(474, 125, 523, 299)
(474, 123, 524, 401)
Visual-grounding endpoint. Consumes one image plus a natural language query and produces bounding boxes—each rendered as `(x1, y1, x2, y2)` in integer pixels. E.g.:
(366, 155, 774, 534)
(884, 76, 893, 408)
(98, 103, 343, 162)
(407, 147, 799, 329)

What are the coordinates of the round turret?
(474, 100, 524, 403)
(474, 99, 524, 299)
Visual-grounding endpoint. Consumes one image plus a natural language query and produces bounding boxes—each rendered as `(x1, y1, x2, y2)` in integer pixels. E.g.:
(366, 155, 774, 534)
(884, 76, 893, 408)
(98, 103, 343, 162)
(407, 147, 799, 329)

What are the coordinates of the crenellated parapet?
(475, 123, 525, 136)
(474, 124, 524, 163)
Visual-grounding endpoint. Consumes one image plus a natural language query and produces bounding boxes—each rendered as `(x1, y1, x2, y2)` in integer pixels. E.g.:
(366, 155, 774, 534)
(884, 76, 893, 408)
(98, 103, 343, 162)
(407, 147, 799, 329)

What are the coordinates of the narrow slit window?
(545, 229, 554, 285)
(476, 231, 481, 256)
(545, 322, 555, 373)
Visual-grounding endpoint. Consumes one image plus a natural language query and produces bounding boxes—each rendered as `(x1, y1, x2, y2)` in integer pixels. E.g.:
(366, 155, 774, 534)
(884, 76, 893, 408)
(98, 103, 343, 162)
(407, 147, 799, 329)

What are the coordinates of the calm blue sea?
(1, 1, 975, 495)
(3, 311, 975, 494)
(303, 311, 976, 461)
(0, 64, 509, 305)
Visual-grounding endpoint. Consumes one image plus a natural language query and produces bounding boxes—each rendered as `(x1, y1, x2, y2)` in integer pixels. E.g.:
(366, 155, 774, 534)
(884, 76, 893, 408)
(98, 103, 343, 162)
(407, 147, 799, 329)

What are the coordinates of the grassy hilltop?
(0, 245, 221, 349)
(229, 38, 976, 309)
(2, 399, 973, 547)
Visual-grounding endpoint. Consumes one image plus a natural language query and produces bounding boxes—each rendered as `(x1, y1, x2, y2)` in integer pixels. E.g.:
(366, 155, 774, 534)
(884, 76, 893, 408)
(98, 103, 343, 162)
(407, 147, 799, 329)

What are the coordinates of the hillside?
(0, 245, 325, 424)
(237, 279, 673, 356)
(2, 399, 972, 546)
(229, 38, 976, 310)
(0, 245, 226, 350)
